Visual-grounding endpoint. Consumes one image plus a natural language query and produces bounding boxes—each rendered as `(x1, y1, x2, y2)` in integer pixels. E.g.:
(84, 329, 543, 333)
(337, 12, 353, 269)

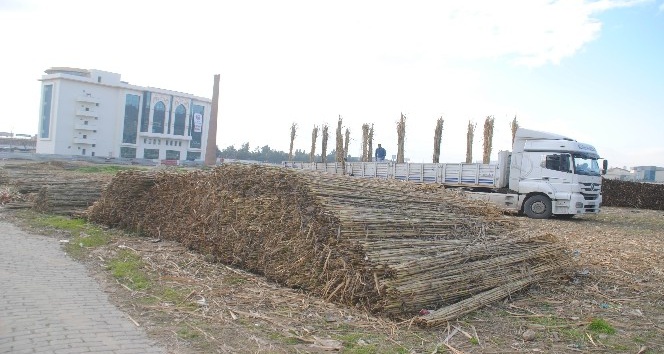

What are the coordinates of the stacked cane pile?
(87, 164, 568, 325)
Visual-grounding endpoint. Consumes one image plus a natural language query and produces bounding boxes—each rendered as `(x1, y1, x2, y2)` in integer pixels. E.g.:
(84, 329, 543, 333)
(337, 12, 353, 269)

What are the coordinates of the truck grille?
(580, 182, 601, 193)
(584, 204, 600, 213)
(581, 193, 599, 200)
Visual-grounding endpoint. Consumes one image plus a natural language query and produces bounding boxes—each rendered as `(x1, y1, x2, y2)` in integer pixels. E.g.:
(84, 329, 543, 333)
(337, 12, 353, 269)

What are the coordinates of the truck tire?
(524, 195, 552, 219)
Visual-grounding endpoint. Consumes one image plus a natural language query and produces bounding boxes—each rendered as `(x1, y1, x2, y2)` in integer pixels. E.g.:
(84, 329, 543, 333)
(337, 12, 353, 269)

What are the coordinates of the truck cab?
(509, 128, 604, 218)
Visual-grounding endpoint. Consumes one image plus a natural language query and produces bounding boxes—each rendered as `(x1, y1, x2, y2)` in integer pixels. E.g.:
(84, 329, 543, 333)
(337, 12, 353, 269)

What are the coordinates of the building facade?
(632, 166, 664, 183)
(37, 67, 212, 161)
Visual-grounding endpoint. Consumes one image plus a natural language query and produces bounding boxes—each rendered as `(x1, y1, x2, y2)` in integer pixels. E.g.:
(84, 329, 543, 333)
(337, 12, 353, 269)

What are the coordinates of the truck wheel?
(524, 195, 552, 219)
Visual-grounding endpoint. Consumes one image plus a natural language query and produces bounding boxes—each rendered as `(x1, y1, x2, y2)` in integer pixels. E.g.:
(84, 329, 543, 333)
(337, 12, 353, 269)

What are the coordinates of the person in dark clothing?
(375, 144, 386, 162)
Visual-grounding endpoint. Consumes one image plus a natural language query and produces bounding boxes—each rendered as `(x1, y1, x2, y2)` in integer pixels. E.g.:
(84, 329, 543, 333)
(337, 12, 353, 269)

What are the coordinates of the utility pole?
(205, 74, 220, 166)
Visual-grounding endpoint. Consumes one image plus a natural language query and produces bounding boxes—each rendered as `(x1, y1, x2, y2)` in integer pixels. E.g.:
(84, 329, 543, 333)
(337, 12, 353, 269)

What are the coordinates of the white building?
(604, 167, 634, 181)
(37, 67, 212, 161)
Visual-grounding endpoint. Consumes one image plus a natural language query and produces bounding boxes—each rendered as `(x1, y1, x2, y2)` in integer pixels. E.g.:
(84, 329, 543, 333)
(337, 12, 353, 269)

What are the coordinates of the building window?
(121, 147, 136, 158)
(82, 134, 87, 139)
(84, 121, 88, 125)
(173, 104, 186, 136)
(122, 94, 140, 144)
(97, 76, 101, 83)
(152, 101, 166, 134)
(140, 91, 151, 132)
(91, 152, 95, 157)
(144, 148, 159, 159)
(166, 150, 180, 160)
(82, 148, 86, 155)
(92, 144, 96, 147)
(85, 107, 90, 111)
(186, 152, 201, 161)
(40, 84, 53, 138)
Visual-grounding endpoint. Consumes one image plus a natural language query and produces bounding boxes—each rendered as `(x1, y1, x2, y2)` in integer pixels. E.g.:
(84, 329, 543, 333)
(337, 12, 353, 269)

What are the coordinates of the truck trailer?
(283, 128, 607, 219)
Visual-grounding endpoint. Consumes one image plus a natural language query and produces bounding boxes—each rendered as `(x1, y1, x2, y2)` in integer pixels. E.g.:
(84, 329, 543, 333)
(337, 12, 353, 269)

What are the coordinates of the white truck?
(283, 128, 607, 219)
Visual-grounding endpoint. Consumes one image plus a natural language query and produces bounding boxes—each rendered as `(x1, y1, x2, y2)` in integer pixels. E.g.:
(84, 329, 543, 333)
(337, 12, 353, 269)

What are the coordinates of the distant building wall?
(656, 170, 664, 183)
(604, 168, 634, 181)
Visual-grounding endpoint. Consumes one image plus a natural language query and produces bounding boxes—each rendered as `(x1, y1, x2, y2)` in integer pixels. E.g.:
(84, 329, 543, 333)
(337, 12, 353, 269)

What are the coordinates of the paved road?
(0, 221, 165, 354)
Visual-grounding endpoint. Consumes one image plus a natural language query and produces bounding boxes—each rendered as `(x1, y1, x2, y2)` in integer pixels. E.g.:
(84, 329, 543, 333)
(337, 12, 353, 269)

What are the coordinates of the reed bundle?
(335, 116, 343, 166)
(310, 125, 319, 163)
(344, 128, 350, 163)
(367, 124, 374, 162)
(510, 116, 519, 147)
(362, 124, 370, 162)
(289, 123, 297, 162)
(603, 178, 664, 210)
(1, 163, 110, 215)
(482, 116, 494, 164)
(433, 117, 444, 163)
(87, 164, 568, 325)
(466, 121, 476, 163)
(321, 124, 329, 163)
(397, 114, 406, 163)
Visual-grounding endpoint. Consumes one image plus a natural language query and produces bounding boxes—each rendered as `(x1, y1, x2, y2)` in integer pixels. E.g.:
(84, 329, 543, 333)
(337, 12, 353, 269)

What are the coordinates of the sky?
(0, 0, 662, 168)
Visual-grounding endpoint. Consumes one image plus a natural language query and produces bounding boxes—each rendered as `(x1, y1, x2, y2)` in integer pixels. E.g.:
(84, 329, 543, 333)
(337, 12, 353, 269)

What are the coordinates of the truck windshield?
(573, 155, 600, 176)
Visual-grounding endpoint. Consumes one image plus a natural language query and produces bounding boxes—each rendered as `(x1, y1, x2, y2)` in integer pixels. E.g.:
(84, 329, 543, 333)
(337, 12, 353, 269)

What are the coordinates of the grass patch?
(588, 318, 616, 335)
(108, 250, 149, 290)
(33, 215, 87, 231)
(75, 165, 134, 174)
(161, 287, 185, 304)
(176, 326, 201, 340)
(26, 214, 110, 258)
(335, 333, 379, 353)
(226, 276, 247, 285)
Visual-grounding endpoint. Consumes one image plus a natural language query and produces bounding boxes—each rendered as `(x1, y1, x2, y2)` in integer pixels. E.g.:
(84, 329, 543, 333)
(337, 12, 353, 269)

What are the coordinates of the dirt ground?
(2, 162, 663, 353)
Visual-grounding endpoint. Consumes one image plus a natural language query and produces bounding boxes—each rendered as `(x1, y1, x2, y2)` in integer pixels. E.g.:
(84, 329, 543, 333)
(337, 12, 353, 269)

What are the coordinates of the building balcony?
(76, 95, 100, 104)
(73, 137, 97, 145)
(76, 109, 98, 118)
(74, 123, 97, 131)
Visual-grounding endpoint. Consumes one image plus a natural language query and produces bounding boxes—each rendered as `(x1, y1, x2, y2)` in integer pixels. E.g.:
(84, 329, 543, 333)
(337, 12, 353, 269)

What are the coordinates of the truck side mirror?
(602, 160, 608, 175)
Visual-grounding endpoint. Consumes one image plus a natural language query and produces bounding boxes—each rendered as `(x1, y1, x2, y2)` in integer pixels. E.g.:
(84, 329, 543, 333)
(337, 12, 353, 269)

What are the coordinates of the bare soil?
(2, 161, 663, 353)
